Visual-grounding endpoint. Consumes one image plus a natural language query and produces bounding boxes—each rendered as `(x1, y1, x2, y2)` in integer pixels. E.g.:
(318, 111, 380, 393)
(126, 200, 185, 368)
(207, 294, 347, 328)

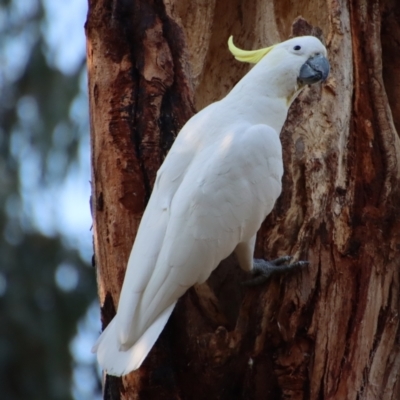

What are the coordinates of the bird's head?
(228, 35, 330, 97)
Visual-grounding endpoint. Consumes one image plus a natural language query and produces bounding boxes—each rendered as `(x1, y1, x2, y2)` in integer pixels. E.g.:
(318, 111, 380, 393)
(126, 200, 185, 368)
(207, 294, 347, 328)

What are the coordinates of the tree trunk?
(86, 0, 400, 399)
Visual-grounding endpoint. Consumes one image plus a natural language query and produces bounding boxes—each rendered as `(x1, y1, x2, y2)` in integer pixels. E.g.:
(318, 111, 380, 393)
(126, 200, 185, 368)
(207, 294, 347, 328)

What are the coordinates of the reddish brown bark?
(86, 0, 400, 399)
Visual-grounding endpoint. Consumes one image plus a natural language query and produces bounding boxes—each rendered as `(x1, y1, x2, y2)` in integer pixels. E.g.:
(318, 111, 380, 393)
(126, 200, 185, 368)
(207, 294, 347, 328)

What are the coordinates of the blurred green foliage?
(0, 0, 99, 399)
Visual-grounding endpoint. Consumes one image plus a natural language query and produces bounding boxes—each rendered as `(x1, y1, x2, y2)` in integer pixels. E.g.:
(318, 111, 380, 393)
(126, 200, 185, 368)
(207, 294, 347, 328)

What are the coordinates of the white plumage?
(93, 35, 329, 376)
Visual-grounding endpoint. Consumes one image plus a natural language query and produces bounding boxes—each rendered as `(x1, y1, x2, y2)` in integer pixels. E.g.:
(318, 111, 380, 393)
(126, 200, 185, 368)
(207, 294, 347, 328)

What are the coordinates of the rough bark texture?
(86, 0, 400, 399)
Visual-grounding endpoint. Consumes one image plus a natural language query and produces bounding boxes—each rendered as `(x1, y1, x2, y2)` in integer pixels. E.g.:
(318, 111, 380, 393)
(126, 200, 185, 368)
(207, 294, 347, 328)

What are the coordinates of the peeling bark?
(87, 0, 400, 399)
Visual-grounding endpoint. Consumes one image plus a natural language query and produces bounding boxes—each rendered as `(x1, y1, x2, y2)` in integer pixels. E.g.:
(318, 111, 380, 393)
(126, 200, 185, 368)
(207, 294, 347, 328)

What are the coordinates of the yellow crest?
(228, 36, 275, 64)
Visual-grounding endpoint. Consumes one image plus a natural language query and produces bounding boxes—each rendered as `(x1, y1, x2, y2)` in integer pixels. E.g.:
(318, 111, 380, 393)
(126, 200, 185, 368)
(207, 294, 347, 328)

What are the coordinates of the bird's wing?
(93, 108, 213, 363)
(92, 138, 196, 368)
(114, 137, 198, 346)
(126, 123, 283, 342)
(94, 123, 283, 376)
(112, 106, 222, 345)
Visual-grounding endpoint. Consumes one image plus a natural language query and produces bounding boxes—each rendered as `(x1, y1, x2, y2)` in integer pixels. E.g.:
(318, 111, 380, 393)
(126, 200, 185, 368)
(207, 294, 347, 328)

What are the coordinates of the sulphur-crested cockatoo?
(93, 35, 329, 376)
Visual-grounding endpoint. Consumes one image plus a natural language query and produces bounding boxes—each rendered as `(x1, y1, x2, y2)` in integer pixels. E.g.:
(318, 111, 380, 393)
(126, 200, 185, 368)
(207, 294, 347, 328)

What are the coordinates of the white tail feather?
(93, 302, 176, 376)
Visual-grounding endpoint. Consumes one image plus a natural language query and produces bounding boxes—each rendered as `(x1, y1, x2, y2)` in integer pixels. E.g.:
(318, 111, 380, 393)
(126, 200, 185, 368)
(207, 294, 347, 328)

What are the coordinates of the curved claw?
(269, 255, 292, 266)
(242, 256, 309, 286)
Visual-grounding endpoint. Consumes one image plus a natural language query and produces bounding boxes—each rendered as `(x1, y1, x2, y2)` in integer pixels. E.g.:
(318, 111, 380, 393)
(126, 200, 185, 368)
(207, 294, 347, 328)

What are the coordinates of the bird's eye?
(293, 45, 301, 51)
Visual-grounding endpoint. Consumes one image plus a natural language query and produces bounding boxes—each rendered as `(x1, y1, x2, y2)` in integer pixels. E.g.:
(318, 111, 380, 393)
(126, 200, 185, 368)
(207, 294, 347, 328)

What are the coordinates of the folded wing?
(94, 123, 283, 375)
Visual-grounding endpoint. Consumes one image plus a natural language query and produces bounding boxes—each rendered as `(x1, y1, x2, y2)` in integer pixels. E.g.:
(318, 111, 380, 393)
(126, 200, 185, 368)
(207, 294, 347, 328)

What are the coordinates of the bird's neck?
(225, 61, 304, 133)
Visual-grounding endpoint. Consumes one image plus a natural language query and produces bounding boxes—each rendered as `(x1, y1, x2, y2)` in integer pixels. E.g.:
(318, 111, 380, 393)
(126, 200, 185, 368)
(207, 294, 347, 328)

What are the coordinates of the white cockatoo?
(93, 35, 330, 376)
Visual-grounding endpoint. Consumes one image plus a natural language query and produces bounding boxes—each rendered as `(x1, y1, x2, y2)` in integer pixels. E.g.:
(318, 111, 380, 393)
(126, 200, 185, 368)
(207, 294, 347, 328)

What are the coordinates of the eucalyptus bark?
(86, 0, 400, 399)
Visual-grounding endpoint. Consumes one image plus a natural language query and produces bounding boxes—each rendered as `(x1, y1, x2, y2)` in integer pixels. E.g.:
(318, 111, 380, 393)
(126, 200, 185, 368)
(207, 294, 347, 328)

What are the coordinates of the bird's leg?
(242, 256, 309, 286)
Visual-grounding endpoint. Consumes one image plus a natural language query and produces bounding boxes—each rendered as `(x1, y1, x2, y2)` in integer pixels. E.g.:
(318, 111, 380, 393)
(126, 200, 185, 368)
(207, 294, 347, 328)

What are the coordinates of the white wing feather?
(93, 303, 175, 376)
(93, 119, 283, 375)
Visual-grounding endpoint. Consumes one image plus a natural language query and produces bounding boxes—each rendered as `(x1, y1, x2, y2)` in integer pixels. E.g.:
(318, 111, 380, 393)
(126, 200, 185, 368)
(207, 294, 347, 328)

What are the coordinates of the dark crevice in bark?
(120, 1, 158, 200)
(155, 0, 195, 160)
(381, 0, 400, 135)
(101, 292, 117, 330)
(107, 1, 164, 201)
(188, 287, 223, 330)
(110, 0, 195, 201)
(104, 376, 123, 400)
(139, 322, 181, 399)
(381, 0, 400, 136)
(338, 264, 361, 379)
(302, 251, 322, 333)
(129, 66, 151, 199)
(114, 2, 147, 191)
(369, 296, 391, 364)
(158, 89, 180, 159)
(348, 5, 391, 280)
(317, 378, 325, 400)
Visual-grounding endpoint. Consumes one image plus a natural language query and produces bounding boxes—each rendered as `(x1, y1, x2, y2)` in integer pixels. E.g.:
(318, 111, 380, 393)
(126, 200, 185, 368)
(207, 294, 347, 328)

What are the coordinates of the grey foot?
(242, 256, 309, 286)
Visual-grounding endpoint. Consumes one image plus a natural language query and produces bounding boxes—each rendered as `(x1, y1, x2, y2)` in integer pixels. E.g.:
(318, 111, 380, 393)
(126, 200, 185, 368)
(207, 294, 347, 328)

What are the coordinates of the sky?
(40, 0, 92, 260)
(39, 1, 101, 398)
(3, 0, 93, 261)
(2, 1, 114, 397)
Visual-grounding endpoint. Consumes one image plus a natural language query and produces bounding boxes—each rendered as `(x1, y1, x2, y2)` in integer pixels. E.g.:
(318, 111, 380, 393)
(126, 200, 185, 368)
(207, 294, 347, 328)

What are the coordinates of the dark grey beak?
(298, 54, 330, 85)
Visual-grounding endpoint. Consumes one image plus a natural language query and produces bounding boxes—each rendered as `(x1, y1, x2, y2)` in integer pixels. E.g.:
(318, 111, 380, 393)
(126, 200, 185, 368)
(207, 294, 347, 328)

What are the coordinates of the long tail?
(92, 302, 176, 376)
